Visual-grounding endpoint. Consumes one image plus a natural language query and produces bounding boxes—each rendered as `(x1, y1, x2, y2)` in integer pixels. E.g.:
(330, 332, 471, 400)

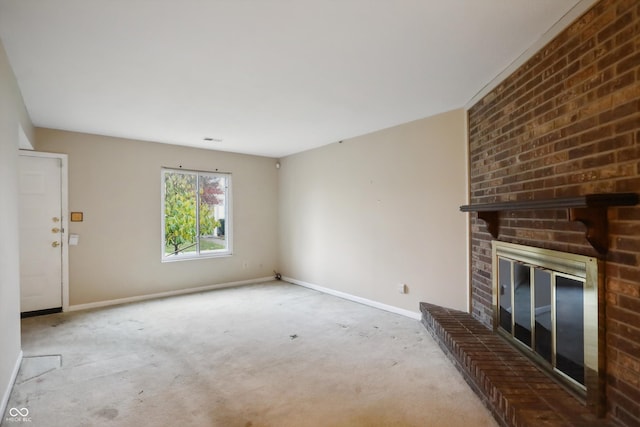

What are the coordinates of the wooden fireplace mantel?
(460, 193, 639, 255)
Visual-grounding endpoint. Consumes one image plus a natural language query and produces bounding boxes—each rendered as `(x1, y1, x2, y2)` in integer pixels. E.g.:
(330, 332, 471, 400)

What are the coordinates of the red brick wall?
(467, 0, 640, 424)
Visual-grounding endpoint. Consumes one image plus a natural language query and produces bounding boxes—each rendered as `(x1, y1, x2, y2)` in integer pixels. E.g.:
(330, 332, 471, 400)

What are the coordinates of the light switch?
(69, 234, 80, 246)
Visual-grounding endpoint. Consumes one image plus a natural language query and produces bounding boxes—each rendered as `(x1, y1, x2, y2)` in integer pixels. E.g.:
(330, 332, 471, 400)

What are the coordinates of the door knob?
(52, 217, 60, 223)
(51, 241, 60, 248)
(51, 227, 60, 233)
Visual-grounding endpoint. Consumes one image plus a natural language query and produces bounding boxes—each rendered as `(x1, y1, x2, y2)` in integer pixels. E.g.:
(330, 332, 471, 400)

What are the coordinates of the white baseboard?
(1, 350, 23, 419)
(67, 276, 275, 312)
(66, 275, 422, 320)
(283, 277, 421, 320)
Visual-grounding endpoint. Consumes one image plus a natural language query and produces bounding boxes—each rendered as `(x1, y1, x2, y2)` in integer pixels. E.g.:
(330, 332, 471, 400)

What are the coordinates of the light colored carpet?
(2, 281, 498, 427)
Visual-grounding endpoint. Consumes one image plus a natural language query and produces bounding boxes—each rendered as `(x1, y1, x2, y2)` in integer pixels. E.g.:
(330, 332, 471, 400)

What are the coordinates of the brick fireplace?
(461, 0, 639, 425)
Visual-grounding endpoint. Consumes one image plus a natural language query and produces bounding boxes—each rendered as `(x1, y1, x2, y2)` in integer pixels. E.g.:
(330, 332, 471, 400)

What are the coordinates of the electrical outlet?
(242, 260, 248, 269)
(397, 283, 407, 294)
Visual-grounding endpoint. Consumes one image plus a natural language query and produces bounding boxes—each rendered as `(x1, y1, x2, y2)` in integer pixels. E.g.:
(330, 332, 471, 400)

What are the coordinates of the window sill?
(161, 251, 233, 263)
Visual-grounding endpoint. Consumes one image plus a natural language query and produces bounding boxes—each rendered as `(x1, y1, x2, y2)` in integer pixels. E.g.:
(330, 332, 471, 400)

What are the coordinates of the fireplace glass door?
(496, 255, 588, 389)
(493, 241, 601, 412)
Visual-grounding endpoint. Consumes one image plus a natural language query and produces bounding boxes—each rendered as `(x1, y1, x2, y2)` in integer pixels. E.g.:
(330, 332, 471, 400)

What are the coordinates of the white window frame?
(161, 167, 232, 262)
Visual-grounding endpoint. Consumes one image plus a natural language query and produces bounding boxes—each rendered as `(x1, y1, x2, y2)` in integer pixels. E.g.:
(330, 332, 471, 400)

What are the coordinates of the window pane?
(534, 268, 552, 363)
(498, 258, 512, 333)
(199, 175, 227, 253)
(556, 275, 584, 385)
(513, 263, 532, 347)
(164, 171, 197, 256)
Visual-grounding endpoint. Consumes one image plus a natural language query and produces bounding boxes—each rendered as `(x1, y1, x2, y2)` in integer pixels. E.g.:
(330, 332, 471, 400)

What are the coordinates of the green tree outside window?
(162, 169, 229, 259)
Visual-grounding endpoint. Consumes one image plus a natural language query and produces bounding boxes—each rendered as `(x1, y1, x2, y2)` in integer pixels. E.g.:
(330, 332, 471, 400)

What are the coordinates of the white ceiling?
(0, 0, 585, 158)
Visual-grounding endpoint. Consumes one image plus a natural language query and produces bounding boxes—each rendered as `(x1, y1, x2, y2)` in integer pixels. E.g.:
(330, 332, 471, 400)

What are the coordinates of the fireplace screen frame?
(492, 241, 604, 415)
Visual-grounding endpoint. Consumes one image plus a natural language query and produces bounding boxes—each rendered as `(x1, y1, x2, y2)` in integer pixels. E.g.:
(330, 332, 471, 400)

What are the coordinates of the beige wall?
(278, 109, 469, 314)
(0, 39, 33, 411)
(37, 129, 279, 306)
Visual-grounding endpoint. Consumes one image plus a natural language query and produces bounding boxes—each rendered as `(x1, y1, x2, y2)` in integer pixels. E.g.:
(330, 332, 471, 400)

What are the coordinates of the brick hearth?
(420, 302, 613, 427)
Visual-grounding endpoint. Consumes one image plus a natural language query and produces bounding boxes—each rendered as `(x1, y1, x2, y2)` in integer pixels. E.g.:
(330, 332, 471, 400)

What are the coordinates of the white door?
(19, 155, 63, 313)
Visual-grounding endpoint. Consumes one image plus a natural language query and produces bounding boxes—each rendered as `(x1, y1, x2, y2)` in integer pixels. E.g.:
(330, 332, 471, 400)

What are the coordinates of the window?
(161, 168, 231, 261)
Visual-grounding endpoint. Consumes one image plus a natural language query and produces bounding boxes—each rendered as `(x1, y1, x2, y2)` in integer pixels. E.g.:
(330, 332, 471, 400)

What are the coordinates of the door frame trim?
(18, 150, 69, 311)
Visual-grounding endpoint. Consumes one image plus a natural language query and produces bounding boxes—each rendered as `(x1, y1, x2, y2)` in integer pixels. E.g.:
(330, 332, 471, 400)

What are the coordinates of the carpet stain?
(94, 407, 119, 420)
(50, 318, 67, 327)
